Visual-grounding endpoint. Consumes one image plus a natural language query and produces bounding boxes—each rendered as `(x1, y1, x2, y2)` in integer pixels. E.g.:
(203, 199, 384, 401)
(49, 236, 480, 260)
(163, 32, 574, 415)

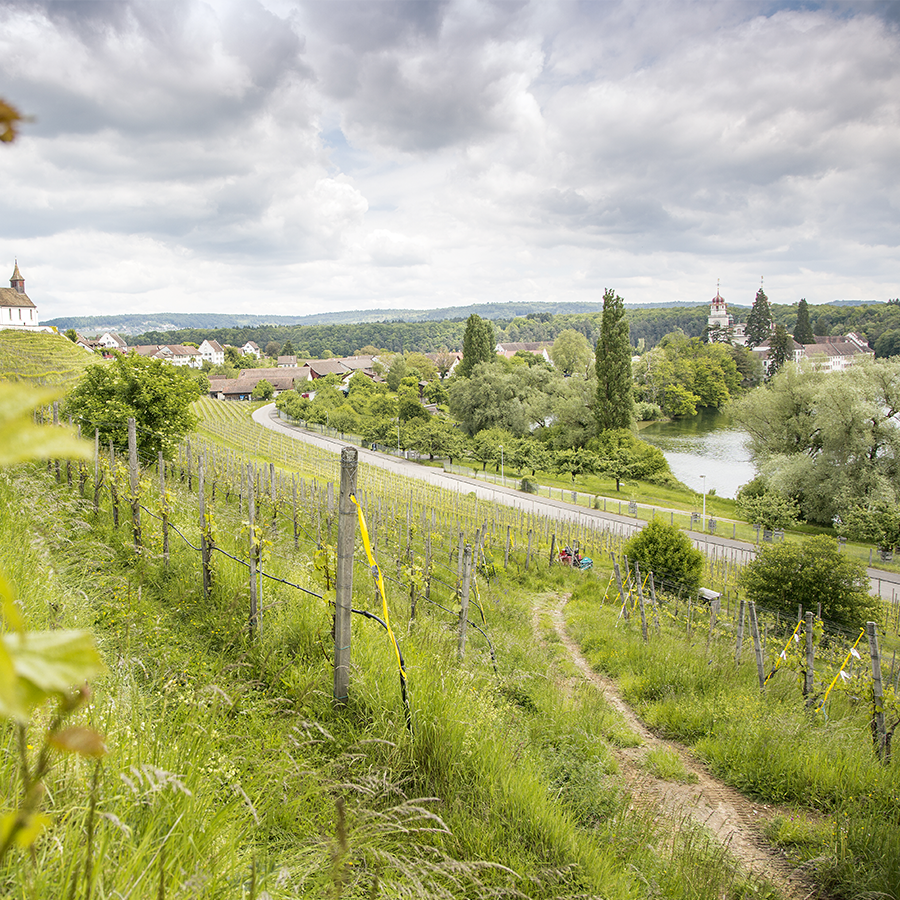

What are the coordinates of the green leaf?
(1, 630, 104, 720)
(0, 384, 92, 466)
(0, 567, 23, 632)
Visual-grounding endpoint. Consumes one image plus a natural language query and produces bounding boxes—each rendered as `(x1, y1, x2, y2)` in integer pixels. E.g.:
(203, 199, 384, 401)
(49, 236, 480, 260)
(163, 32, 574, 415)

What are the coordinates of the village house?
(95, 332, 128, 351)
(495, 341, 553, 363)
(130, 344, 203, 368)
(240, 340, 261, 358)
(198, 339, 225, 366)
(752, 332, 874, 374)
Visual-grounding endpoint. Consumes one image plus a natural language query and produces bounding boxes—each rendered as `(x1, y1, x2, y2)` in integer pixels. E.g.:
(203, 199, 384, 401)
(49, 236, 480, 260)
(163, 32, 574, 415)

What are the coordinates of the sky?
(1, 0, 899, 321)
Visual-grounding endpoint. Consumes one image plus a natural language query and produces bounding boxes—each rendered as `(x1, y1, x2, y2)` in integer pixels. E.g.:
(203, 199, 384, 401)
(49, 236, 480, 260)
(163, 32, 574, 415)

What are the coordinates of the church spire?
(10, 260, 24, 293)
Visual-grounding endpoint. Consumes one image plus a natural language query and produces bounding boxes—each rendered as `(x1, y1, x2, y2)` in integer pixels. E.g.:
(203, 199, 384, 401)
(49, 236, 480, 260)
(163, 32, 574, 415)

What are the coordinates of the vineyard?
(3, 395, 899, 900)
(0, 330, 96, 385)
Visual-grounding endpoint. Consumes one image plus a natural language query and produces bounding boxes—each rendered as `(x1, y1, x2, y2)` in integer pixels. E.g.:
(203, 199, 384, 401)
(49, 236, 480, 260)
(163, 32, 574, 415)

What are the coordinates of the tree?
(739, 536, 878, 628)
(767, 323, 792, 377)
(405, 417, 465, 461)
(745, 286, 773, 348)
(732, 360, 900, 525)
(735, 484, 800, 530)
(64, 354, 202, 460)
(281, 340, 295, 357)
(662, 383, 698, 418)
(595, 289, 634, 431)
(456, 314, 495, 378)
(550, 329, 592, 376)
(838, 502, 900, 551)
(251, 379, 274, 401)
(65, 328, 77, 343)
(264, 341, 281, 358)
(590, 428, 671, 491)
(794, 298, 815, 344)
(434, 348, 457, 379)
(623, 520, 704, 594)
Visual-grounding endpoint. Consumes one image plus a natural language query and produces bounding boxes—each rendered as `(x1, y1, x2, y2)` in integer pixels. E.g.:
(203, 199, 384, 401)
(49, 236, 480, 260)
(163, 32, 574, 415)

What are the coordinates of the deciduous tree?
(65, 354, 202, 460)
(739, 536, 877, 628)
(456, 314, 495, 378)
(550, 329, 592, 376)
(623, 519, 704, 594)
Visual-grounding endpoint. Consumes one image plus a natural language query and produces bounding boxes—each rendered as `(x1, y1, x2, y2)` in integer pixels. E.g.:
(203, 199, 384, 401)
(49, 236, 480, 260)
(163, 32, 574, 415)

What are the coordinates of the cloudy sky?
(2, 0, 899, 320)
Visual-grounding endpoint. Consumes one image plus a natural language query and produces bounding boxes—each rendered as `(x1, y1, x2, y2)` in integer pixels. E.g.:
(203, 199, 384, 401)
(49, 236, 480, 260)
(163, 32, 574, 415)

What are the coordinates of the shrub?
(739, 535, 878, 628)
(623, 519, 703, 594)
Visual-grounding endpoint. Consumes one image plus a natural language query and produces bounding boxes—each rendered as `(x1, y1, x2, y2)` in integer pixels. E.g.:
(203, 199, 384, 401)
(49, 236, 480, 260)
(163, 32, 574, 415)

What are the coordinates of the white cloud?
(0, 0, 898, 320)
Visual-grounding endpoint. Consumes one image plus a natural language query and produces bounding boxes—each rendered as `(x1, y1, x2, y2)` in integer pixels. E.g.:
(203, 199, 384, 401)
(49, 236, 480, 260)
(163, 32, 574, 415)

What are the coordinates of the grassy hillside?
(0, 436, 770, 899)
(0, 329, 97, 385)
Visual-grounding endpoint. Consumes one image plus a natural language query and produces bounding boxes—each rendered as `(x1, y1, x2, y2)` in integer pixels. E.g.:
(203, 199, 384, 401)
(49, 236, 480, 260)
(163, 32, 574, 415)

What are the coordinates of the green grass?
(565, 590, 900, 900)
(0, 330, 98, 385)
(640, 747, 699, 783)
(0, 454, 778, 900)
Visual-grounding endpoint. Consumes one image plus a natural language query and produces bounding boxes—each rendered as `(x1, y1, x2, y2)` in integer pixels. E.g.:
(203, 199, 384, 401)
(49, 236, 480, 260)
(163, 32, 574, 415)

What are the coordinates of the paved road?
(252, 404, 900, 602)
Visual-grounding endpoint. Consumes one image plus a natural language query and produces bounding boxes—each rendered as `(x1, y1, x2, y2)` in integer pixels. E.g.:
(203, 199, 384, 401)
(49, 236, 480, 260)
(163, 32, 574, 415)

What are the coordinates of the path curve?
(541, 594, 817, 900)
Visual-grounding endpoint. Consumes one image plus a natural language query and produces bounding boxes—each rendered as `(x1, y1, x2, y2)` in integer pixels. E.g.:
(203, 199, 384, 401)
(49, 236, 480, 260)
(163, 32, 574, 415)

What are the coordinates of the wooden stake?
(804, 612, 814, 698)
(749, 602, 765, 691)
(333, 448, 358, 705)
(458, 544, 473, 660)
(866, 621, 887, 761)
(635, 562, 648, 642)
(128, 418, 141, 549)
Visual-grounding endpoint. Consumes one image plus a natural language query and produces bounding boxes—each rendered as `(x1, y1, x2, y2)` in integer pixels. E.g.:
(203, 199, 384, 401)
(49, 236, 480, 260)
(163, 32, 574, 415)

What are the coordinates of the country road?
(252, 404, 900, 604)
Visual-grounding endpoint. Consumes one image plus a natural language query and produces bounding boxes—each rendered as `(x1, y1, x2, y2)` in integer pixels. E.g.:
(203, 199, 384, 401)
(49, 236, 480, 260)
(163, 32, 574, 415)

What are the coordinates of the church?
(0, 261, 41, 331)
(706, 289, 747, 346)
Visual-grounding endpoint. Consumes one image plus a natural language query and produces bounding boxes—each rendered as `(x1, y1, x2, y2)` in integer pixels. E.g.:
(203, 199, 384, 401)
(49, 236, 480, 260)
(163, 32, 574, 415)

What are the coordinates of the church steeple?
(10, 260, 24, 294)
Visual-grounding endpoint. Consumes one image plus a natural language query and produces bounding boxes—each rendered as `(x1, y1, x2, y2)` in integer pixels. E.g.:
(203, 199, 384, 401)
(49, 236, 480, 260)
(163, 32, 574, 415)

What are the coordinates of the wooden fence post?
(333, 447, 358, 706)
(613, 558, 629, 620)
(549, 533, 556, 567)
(736, 599, 745, 666)
(292, 474, 299, 549)
(648, 571, 660, 633)
(458, 544, 473, 660)
(248, 465, 260, 640)
(866, 621, 887, 761)
(635, 561, 648, 642)
(803, 612, 815, 698)
(749, 602, 766, 691)
(159, 451, 169, 566)
(199, 454, 211, 599)
(52, 402, 60, 482)
(93, 428, 100, 515)
(128, 418, 141, 549)
(109, 439, 119, 527)
(525, 529, 533, 571)
(504, 525, 510, 570)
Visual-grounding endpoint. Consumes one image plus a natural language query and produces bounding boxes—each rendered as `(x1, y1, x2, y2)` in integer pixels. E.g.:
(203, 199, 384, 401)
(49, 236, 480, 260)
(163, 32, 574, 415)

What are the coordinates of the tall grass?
(0, 459, 777, 900)
(566, 588, 900, 899)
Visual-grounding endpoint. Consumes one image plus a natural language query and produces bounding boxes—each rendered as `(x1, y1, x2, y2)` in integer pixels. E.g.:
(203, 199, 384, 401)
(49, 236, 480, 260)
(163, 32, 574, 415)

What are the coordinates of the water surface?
(639, 409, 755, 499)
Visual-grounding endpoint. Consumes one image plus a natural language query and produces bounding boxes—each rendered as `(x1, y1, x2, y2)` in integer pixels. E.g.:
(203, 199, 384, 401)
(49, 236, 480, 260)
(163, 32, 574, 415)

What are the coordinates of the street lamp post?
(500, 445, 504, 486)
(700, 474, 707, 523)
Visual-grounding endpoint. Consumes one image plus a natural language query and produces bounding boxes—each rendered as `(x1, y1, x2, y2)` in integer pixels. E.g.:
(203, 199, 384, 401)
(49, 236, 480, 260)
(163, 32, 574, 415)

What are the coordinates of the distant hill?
(0, 330, 96, 385)
(45, 300, 642, 335)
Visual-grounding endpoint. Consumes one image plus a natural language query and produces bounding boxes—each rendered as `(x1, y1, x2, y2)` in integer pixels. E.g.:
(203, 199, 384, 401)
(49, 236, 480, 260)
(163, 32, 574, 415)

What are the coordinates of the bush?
(739, 535, 879, 628)
(623, 519, 703, 594)
(520, 478, 538, 494)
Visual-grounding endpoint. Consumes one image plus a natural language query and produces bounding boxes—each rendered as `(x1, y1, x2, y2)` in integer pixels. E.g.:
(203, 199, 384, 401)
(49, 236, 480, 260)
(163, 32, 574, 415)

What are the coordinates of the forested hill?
(47, 300, 610, 335)
(131, 306, 715, 356)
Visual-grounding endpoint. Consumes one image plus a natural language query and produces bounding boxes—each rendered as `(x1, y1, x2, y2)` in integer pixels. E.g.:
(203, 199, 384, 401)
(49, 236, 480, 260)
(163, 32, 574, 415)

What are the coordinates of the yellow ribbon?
(350, 494, 405, 677)
(818, 628, 866, 712)
(764, 619, 804, 686)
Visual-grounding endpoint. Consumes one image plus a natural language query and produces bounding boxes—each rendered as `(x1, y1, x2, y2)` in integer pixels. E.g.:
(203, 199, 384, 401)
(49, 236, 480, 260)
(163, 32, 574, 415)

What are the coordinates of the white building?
(199, 339, 225, 366)
(706, 290, 747, 346)
(0, 262, 41, 331)
(241, 340, 261, 358)
(96, 332, 128, 351)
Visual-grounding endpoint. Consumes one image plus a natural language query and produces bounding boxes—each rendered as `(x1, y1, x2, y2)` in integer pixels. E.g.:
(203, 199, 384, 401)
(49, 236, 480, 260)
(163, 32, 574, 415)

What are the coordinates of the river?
(638, 409, 756, 499)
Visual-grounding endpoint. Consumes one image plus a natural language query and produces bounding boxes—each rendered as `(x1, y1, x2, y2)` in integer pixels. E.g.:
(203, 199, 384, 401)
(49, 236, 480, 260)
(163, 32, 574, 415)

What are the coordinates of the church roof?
(11, 262, 23, 283)
(0, 288, 35, 309)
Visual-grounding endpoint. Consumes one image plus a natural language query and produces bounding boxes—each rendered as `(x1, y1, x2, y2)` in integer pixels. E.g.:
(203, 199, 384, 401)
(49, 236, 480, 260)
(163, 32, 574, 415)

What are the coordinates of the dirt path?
(539, 595, 817, 900)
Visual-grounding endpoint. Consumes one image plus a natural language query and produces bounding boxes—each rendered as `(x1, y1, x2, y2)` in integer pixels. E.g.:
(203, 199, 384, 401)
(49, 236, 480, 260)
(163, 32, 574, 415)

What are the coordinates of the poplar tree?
(745, 286, 773, 347)
(793, 298, 815, 344)
(594, 288, 634, 431)
(457, 314, 495, 378)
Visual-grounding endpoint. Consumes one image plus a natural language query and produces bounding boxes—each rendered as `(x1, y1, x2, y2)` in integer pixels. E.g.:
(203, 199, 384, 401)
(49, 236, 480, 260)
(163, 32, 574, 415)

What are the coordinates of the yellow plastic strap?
(350, 494, 406, 677)
(764, 619, 803, 686)
(818, 627, 866, 712)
